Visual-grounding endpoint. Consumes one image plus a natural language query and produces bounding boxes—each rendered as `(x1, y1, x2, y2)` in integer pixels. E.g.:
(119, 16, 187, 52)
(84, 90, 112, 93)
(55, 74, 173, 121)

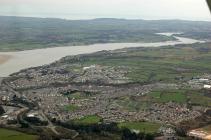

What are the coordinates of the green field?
(67, 92, 82, 99)
(201, 125, 211, 132)
(148, 89, 211, 106)
(118, 122, 161, 134)
(0, 128, 38, 140)
(149, 90, 187, 103)
(72, 115, 102, 125)
(115, 96, 150, 111)
(186, 90, 211, 106)
(115, 88, 211, 112)
(64, 104, 79, 111)
(65, 91, 90, 100)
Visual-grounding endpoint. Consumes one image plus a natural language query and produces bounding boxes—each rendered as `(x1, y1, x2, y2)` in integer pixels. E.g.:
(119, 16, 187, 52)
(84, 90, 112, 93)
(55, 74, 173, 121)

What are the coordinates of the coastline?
(0, 34, 206, 77)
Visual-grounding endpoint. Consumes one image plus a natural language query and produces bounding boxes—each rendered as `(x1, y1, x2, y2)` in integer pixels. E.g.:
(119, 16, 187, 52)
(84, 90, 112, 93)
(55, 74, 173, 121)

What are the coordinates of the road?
(39, 110, 59, 135)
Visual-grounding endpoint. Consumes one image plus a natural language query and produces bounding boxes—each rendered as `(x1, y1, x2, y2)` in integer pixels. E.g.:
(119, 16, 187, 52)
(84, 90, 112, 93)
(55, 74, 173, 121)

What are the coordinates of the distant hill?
(0, 16, 211, 51)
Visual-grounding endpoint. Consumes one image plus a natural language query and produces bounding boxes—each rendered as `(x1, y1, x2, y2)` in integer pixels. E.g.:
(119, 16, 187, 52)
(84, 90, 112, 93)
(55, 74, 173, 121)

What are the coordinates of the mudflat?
(0, 55, 11, 64)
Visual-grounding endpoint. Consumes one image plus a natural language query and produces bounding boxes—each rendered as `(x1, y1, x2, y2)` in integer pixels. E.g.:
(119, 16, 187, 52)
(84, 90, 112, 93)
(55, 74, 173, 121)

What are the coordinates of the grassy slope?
(64, 104, 79, 111)
(201, 125, 211, 132)
(1, 16, 211, 51)
(118, 122, 161, 134)
(149, 90, 187, 103)
(0, 128, 38, 140)
(149, 89, 211, 106)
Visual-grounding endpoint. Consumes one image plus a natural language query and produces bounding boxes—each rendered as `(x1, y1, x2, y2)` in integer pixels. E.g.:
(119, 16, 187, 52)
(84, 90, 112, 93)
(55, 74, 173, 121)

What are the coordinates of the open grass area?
(0, 128, 38, 140)
(147, 89, 211, 106)
(118, 122, 161, 134)
(201, 125, 211, 133)
(148, 90, 187, 103)
(116, 89, 211, 111)
(115, 96, 150, 111)
(65, 92, 83, 99)
(64, 104, 79, 111)
(64, 91, 92, 100)
(73, 115, 102, 125)
(186, 90, 211, 106)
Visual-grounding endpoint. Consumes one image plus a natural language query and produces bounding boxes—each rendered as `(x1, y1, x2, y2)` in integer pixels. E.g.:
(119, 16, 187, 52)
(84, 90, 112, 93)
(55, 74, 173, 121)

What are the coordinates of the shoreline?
(0, 34, 206, 77)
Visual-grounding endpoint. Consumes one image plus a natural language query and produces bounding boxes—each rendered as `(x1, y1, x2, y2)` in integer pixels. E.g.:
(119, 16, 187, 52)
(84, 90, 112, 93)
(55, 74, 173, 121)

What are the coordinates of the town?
(0, 48, 211, 139)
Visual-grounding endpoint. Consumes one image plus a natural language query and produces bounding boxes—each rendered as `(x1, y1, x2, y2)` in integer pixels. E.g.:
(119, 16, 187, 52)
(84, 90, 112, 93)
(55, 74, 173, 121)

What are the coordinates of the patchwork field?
(64, 104, 79, 111)
(118, 122, 161, 134)
(0, 128, 38, 140)
(149, 90, 187, 103)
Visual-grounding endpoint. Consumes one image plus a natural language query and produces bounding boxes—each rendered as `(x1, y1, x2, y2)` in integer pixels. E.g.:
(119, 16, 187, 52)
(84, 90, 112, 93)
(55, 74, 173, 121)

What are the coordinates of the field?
(66, 92, 82, 99)
(186, 90, 211, 106)
(64, 104, 79, 111)
(64, 91, 90, 100)
(72, 115, 102, 125)
(0, 128, 38, 140)
(149, 90, 187, 103)
(118, 122, 161, 134)
(115, 96, 150, 111)
(148, 89, 211, 106)
(114, 89, 211, 115)
(115, 89, 211, 114)
(201, 125, 211, 133)
(150, 89, 211, 106)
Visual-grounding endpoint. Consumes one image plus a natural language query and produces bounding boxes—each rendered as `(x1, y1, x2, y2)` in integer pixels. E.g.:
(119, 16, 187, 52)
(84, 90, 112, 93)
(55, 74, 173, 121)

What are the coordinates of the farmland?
(118, 122, 161, 134)
(0, 128, 38, 140)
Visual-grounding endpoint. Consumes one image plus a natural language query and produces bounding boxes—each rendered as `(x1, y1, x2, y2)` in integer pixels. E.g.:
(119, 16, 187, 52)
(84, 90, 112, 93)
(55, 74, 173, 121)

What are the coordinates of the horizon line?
(0, 14, 211, 22)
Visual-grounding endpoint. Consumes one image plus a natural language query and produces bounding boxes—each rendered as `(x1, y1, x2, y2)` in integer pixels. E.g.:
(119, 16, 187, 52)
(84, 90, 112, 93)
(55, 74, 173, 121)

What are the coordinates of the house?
(83, 65, 96, 70)
(204, 85, 211, 89)
(199, 78, 209, 82)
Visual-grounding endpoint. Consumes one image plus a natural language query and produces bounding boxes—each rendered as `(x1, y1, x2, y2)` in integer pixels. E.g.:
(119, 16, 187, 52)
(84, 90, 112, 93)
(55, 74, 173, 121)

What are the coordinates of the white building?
(83, 65, 96, 70)
(204, 85, 211, 89)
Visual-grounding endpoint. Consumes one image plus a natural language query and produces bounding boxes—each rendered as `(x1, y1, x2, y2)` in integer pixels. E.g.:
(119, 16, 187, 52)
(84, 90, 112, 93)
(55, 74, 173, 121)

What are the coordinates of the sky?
(0, 0, 210, 21)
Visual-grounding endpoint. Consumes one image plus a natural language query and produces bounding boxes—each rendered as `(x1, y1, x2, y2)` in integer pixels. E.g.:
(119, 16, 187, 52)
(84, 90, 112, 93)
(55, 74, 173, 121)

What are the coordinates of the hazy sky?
(0, 0, 210, 21)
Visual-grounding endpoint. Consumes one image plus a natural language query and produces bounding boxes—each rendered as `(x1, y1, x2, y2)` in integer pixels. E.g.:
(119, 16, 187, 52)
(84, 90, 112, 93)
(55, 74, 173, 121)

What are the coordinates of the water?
(0, 35, 205, 77)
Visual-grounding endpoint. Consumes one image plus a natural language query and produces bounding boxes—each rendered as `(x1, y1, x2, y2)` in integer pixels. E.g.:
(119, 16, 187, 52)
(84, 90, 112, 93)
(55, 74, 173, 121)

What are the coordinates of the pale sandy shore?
(0, 55, 12, 64)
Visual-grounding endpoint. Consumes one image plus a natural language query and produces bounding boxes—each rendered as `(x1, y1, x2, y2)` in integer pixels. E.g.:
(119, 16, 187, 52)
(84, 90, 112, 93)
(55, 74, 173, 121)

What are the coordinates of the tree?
(0, 105, 5, 115)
